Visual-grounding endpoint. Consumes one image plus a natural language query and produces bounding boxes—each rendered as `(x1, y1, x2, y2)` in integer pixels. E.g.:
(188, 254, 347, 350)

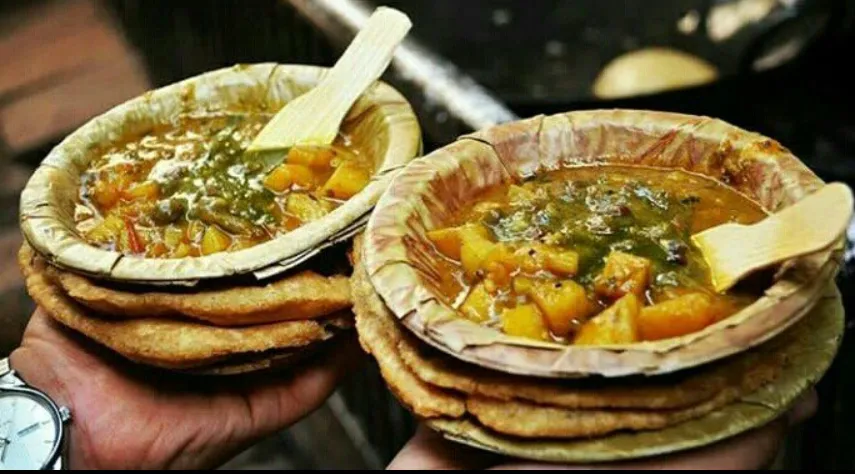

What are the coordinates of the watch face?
(0, 390, 61, 470)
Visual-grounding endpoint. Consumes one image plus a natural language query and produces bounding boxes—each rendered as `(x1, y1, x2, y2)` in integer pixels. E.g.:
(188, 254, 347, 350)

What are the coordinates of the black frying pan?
(380, 0, 840, 105)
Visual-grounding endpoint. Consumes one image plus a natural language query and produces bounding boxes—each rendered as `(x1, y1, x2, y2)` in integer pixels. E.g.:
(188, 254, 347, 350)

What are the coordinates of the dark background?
(1, 0, 853, 469)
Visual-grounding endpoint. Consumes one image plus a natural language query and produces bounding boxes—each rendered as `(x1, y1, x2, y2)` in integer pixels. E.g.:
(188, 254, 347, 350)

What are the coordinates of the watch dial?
(0, 392, 59, 470)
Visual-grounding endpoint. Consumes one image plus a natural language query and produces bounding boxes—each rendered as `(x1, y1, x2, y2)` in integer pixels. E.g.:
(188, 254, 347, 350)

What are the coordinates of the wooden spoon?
(692, 182, 854, 292)
(246, 7, 411, 152)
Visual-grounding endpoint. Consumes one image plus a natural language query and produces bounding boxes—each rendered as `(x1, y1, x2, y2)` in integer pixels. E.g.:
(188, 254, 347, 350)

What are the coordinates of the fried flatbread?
(396, 328, 785, 410)
(350, 234, 787, 440)
(20, 245, 352, 370)
(351, 244, 465, 418)
(44, 261, 352, 327)
(181, 348, 305, 376)
(425, 285, 843, 462)
(464, 350, 781, 439)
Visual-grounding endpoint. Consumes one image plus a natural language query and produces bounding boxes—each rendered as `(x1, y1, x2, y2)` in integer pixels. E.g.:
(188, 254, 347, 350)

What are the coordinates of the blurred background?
(1, 0, 854, 469)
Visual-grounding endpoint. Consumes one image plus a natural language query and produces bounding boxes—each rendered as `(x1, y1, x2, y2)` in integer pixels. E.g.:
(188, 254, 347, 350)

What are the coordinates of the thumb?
(388, 425, 501, 470)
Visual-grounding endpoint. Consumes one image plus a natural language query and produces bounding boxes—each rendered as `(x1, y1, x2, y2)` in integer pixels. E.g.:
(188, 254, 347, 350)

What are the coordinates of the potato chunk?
(638, 293, 717, 341)
(172, 242, 192, 258)
(593, 251, 651, 300)
(460, 224, 496, 278)
(201, 225, 232, 255)
(427, 227, 466, 260)
(163, 225, 185, 249)
(321, 162, 370, 199)
(542, 247, 580, 276)
(514, 245, 548, 274)
(483, 244, 518, 290)
(501, 304, 549, 341)
(512, 276, 534, 295)
(92, 180, 122, 209)
(124, 181, 160, 201)
(459, 283, 492, 323)
(528, 279, 594, 338)
(85, 215, 125, 245)
(286, 194, 334, 223)
(513, 244, 579, 277)
(287, 146, 334, 168)
(428, 223, 499, 271)
(574, 293, 641, 345)
(264, 165, 292, 192)
(265, 164, 316, 192)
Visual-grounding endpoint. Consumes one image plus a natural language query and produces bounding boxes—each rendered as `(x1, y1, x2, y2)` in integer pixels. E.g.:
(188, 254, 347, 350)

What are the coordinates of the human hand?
(9, 308, 363, 470)
(388, 390, 817, 470)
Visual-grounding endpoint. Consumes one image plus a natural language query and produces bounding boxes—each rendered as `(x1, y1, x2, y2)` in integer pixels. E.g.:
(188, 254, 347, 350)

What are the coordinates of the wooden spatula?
(246, 7, 412, 152)
(692, 182, 854, 292)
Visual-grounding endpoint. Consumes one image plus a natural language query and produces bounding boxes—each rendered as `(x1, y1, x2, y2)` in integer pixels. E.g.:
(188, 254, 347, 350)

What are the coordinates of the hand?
(388, 391, 818, 470)
(9, 308, 363, 470)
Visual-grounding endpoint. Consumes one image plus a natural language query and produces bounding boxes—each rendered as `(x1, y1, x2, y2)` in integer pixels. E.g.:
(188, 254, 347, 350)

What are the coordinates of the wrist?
(9, 347, 71, 410)
(1, 353, 73, 470)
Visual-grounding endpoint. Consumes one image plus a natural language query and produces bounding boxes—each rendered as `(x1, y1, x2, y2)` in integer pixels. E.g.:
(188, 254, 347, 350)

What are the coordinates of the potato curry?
(427, 166, 768, 344)
(75, 112, 372, 258)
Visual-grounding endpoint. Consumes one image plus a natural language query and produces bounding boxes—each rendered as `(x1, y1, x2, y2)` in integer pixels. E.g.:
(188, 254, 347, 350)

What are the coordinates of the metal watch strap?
(0, 358, 24, 388)
(1, 357, 71, 422)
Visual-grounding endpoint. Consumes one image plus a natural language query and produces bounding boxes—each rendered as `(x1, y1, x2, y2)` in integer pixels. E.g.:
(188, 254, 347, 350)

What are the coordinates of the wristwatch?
(0, 358, 71, 470)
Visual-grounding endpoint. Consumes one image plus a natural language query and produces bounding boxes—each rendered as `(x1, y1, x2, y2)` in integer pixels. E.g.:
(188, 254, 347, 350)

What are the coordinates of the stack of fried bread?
(351, 110, 846, 462)
(19, 243, 355, 374)
(352, 244, 841, 461)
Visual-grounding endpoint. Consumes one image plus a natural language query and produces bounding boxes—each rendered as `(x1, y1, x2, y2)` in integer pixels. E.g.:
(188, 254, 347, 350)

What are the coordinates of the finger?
(14, 308, 122, 371)
(14, 307, 74, 352)
(493, 386, 820, 471)
(787, 389, 818, 426)
(10, 309, 100, 405)
(240, 333, 368, 430)
(493, 418, 788, 471)
(194, 334, 369, 469)
(495, 390, 822, 471)
(388, 425, 502, 470)
(390, 391, 817, 471)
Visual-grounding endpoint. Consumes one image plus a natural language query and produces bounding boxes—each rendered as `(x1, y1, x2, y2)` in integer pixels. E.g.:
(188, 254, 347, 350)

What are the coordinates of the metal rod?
(282, 0, 518, 145)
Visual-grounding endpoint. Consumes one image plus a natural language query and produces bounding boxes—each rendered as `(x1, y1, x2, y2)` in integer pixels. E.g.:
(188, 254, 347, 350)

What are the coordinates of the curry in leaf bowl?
(362, 109, 843, 378)
(352, 109, 846, 462)
(18, 63, 421, 372)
